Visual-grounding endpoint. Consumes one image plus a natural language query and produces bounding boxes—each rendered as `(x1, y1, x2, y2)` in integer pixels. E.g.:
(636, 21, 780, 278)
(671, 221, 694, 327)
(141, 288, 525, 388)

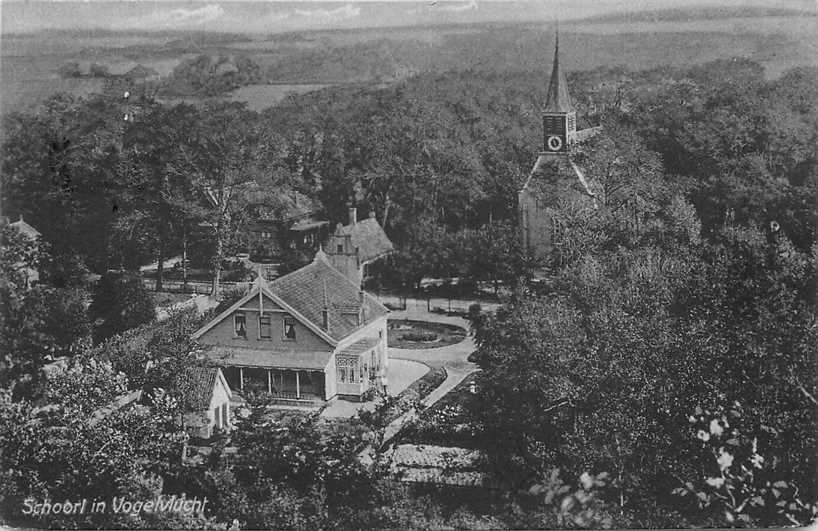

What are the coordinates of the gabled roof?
(192, 275, 338, 346)
(335, 216, 394, 263)
(191, 255, 389, 345)
(270, 251, 389, 341)
(174, 366, 229, 411)
(543, 33, 574, 114)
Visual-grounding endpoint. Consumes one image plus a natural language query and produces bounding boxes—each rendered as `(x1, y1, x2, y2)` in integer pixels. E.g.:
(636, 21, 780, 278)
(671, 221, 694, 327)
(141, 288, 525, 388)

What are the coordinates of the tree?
(470, 221, 816, 527)
(0, 227, 91, 396)
(179, 102, 282, 296)
(89, 271, 155, 342)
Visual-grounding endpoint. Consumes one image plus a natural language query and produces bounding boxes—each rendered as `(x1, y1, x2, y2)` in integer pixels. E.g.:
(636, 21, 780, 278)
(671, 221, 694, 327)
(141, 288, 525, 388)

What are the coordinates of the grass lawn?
(388, 319, 467, 350)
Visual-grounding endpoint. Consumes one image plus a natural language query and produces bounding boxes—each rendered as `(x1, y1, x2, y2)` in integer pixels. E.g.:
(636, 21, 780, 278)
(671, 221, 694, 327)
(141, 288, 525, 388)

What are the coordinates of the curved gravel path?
(387, 302, 479, 407)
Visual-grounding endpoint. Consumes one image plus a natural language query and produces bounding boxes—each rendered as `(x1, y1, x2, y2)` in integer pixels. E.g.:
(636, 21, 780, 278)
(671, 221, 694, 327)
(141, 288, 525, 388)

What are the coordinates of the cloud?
(112, 4, 225, 30)
(439, 0, 479, 13)
(293, 4, 362, 22)
(407, 1, 478, 16)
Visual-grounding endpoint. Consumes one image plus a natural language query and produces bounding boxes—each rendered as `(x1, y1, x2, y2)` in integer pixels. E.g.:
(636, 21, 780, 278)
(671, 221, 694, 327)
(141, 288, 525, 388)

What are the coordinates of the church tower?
(518, 32, 600, 267)
(541, 33, 577, 153)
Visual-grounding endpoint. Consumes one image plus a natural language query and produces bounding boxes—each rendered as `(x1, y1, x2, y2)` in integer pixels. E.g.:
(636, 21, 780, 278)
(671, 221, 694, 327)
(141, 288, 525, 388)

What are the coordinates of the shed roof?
(337, 337, 379, 357)
(204, 345, 332, 370)
(174, 366, 222, 411)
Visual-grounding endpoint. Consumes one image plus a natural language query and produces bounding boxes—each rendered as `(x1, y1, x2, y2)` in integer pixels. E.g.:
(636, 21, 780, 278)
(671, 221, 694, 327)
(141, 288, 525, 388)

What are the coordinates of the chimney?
(348, 207, 357, 226)
(322, 280, 330, 332)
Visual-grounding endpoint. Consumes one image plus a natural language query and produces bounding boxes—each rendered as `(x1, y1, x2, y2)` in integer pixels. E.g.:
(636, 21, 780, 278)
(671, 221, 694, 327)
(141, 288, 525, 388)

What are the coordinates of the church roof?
(520, 154, 596, 199)
(335, 216, 394, 264)
(543, 33, 574, 114)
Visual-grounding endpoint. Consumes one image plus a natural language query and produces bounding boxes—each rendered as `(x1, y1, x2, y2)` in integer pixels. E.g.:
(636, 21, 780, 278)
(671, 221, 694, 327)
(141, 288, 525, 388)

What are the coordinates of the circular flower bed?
(388, 319, 467, 349)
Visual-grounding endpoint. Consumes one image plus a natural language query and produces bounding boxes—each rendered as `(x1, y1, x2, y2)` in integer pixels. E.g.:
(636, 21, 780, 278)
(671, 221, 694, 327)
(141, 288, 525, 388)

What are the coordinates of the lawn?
(388, 319, 467, 350)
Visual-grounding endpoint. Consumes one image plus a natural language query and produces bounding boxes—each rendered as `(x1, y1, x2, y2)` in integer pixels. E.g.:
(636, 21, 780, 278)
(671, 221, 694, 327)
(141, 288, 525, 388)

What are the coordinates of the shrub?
(401, 332, 438, 342)
(89, 271, 155, 343)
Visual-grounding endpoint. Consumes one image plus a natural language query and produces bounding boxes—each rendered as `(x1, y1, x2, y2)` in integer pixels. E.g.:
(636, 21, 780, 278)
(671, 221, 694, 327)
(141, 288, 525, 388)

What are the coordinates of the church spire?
(544, 30, 574, 113)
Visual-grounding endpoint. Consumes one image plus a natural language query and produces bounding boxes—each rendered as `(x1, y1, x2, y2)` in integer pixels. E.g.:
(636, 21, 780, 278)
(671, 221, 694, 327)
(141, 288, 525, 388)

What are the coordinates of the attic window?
(283, 316, 296, 341)
(337, 244, 344, 253)
(234, 313, 247, 339)
(259, 315, 271, 339)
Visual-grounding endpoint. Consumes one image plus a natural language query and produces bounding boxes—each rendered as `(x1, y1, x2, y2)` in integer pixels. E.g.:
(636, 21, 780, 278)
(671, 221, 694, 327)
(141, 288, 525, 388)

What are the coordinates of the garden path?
(387, 302, 479, 407)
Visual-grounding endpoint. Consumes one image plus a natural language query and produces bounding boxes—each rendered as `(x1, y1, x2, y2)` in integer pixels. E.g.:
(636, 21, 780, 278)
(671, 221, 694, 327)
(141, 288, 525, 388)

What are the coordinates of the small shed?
(175, 366, 233, 439)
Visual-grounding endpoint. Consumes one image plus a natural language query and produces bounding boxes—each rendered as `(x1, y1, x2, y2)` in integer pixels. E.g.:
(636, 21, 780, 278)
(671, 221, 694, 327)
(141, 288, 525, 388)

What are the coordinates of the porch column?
(239, 367, 244, 391)
(267, 370, 272, 393)
(296, 371, 301, 399)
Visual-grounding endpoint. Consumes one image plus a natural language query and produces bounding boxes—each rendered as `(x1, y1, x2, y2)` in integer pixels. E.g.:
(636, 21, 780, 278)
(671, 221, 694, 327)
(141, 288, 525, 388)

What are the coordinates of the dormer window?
(337, 244, 344, 253)
(234, 312, 247, 338)
(283, 316, 296, 340)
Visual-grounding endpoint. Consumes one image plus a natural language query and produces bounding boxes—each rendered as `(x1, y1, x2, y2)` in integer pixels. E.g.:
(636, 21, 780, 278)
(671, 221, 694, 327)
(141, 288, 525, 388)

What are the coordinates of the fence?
(141, 278, 245, 295)
(375, 294, 501, 315)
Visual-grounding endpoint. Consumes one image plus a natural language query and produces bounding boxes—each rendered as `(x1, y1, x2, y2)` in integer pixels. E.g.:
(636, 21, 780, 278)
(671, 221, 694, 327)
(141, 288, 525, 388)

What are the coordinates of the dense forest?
(1, 56, 816, 528)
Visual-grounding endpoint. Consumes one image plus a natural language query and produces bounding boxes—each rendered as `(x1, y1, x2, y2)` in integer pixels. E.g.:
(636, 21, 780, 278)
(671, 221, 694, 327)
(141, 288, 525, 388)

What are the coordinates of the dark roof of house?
(270, 251, 389, 341)
(290, 219, 329, 232)
(125, 64, 160, 78)
(336, 217, 394, 263)
(204, 346, 333, 370)
(174, 366, 220, 411)
(543, 34, 574, 114)
(520, 154, 595, 199)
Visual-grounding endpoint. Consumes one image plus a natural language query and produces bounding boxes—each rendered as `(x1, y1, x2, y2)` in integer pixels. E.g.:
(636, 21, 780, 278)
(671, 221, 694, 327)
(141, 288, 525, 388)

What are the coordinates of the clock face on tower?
(542, 114, 567, 152)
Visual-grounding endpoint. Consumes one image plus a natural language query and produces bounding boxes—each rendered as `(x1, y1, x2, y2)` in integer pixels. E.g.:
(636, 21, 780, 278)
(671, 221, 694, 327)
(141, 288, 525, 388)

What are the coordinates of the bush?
(89, 271, 155, 343)
(401, 332, 438, 342)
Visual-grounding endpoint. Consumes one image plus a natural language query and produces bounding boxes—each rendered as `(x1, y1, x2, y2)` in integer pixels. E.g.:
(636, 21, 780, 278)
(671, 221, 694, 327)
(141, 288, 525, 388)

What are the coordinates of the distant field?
(227, 84, 333, 111)
(2, 12, 817, 116)
(1, 75, 106, 115)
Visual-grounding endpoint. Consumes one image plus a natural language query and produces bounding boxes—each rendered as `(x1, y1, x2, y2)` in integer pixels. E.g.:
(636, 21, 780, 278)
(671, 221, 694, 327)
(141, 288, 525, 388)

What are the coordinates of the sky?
(2, 0, 816, 34)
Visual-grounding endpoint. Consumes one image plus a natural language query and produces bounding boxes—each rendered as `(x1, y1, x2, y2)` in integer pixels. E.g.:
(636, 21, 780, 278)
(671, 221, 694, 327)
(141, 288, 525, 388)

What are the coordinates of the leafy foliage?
(90, 271, 155, 342)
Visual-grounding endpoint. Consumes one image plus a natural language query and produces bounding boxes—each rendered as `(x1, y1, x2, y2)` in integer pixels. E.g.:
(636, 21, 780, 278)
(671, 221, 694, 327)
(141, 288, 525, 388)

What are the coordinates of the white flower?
(717, 449, 734, 471)
(697, 430, 711, 442)
(709, 419, 724, 437)
(706, 477, 725, 488)
(579, 472, 594, 490)
(750, 453, 764, 469)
